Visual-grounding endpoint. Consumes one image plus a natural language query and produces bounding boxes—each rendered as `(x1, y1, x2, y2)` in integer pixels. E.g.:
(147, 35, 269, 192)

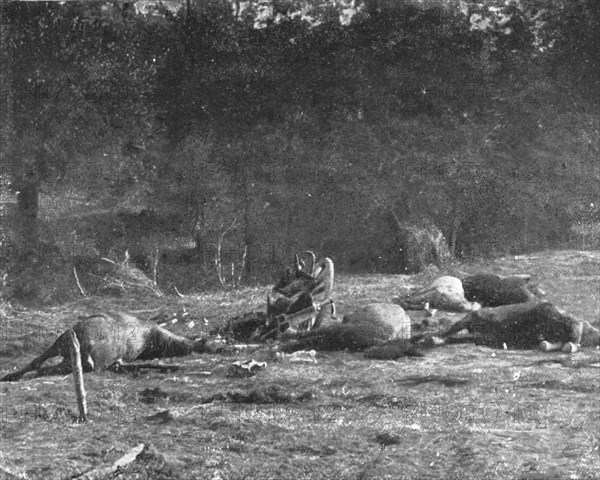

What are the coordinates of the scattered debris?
(74, 443, 145, 480)
(275, 350, 317, 363)
(145, 410, 175, 423)
(202, 385, 313, 404)
(108, 360, 182, 375)
(375, 432, 402, 447)
(138, 387, 170, 404)
(226, 360, 267, 378)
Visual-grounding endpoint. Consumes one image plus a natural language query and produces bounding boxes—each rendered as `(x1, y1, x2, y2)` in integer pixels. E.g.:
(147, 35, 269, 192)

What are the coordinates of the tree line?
(0, 0, 598, 284)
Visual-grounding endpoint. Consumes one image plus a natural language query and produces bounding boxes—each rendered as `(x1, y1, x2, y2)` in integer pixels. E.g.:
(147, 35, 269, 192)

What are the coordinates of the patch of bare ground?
(0, 250, 599, 479)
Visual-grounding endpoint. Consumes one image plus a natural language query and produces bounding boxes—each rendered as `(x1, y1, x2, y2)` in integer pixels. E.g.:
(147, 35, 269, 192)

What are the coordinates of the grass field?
(0, 250, 599, 480)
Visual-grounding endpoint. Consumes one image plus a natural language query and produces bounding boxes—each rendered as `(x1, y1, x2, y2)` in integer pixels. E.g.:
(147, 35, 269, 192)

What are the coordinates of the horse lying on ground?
(1, 312, 227, 382)
(461, 273, 544, 307)
(394, 276, 481, 312)
(280, 303, 424, 358)
(441, 302, 600, 353)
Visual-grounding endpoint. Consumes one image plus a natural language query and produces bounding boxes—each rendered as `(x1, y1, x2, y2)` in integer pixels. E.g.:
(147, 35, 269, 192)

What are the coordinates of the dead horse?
(1, 312, 221, 381)
(442, 302, 600, 353)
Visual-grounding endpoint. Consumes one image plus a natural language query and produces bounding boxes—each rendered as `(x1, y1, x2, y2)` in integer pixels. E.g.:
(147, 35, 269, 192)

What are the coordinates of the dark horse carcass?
(441, 302, 599, 353)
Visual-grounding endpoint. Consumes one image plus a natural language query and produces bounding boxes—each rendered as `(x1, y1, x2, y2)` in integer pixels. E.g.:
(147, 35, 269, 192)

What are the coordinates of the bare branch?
(73, 267, 87, 297)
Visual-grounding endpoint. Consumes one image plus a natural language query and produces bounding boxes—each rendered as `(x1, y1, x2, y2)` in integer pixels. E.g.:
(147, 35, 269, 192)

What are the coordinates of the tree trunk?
(185, 0, 191, 24)
(243, 198, 256, 276)
(240, 169, 258, 277)
(15, 180, 40, 262)
(450, 213, 462, 257)
(193, 196, 207, 266)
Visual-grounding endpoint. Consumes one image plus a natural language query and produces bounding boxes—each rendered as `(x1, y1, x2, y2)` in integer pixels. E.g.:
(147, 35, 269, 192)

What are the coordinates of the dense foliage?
(1, 0, 598, 288)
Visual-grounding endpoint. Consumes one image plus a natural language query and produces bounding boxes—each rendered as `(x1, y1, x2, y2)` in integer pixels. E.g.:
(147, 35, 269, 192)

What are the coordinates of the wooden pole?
(68, 329, 87, 422)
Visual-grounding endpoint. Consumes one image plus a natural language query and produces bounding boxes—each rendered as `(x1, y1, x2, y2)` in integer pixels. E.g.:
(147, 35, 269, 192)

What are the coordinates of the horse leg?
(539, 341, 563, 352)
(441, 317, 473, 339)
(33, 359, 73, 377)
(0, 338, 63, 381)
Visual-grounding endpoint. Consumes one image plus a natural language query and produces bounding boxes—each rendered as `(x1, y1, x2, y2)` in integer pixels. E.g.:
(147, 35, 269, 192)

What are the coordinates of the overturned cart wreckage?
(223, 252, 336, 342)
(223, 253, 423, 359)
